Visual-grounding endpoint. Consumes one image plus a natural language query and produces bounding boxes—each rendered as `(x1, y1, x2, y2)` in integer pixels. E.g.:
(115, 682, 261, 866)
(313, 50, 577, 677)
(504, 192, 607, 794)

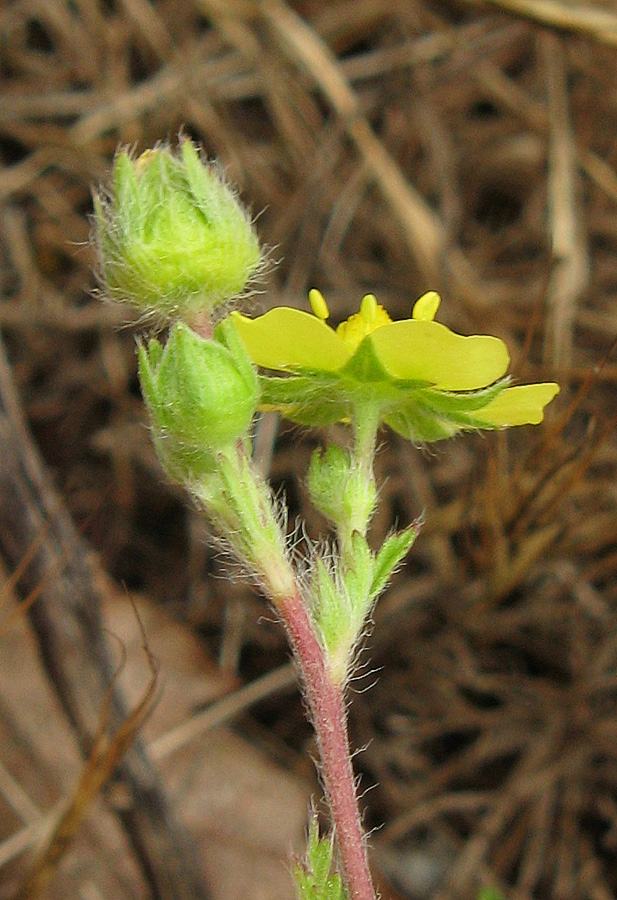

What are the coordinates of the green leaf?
(370, 523, 419, 598)
(293, 818, 349, 900)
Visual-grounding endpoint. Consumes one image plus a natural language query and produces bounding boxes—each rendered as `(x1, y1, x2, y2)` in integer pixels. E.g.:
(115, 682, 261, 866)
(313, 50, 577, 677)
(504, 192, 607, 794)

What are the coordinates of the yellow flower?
(230, 291, 559, 442)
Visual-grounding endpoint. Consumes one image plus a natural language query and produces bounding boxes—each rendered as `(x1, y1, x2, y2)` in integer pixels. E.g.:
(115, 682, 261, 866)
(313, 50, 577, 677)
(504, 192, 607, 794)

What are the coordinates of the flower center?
(309, 290, 393, 353)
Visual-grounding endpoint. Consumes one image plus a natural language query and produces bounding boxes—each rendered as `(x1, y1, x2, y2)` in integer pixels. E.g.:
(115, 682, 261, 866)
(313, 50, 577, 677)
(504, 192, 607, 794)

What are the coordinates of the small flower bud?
(307, 444, 377, 528)
(138, 322, 259, 477)
(94, 140, 262, 319)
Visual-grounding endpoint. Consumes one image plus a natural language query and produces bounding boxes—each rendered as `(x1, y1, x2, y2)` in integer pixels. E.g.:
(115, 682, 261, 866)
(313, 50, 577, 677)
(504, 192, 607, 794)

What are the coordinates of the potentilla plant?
(93, 139, 559, 900)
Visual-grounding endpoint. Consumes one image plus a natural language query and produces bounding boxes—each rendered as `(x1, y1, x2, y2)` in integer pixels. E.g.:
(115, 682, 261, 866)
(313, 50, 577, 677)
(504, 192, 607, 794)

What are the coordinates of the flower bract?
(231, 291, 559, 442)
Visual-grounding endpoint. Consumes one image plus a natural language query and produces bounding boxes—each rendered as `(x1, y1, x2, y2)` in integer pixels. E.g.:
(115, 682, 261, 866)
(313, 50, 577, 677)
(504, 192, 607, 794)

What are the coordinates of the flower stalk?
(280, 588, 376, 900)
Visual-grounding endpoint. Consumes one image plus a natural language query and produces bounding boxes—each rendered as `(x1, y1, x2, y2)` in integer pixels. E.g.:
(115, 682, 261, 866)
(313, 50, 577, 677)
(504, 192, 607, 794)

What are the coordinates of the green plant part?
(307, 445, 377, 535)
(138, 320, 259, 479)
(294, 817, 349, 900)
(93, 139, 262, 320)
(477, 889, 506, 900)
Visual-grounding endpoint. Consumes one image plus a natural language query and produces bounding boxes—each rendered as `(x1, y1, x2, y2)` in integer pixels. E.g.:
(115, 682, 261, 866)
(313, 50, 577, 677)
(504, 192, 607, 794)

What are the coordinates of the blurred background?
(1, 1, 617, 899)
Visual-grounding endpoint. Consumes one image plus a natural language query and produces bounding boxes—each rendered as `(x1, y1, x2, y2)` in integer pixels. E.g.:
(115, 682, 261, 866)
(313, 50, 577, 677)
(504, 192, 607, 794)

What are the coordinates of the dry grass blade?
(464, 0, 617, 47)
(149, 663, 296, 761)
(541, 31, 589, 374)
(0, 331, 211, 900)
(262, 0, 487, 304)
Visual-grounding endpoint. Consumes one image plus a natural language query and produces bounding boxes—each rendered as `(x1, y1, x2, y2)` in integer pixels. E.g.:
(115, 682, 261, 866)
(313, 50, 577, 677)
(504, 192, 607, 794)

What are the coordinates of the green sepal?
(259, 372, 348, 426)
(259, 366, 511, 444)
(339, 332, 393, 383)
(214, 315, 262, 394)
(385, 379, 509, 443)
(418, 379, 508, 414)
(181, 139, 215, 220)
(385, 403, 461, 442)
(137, 339, 163, 417)
(113, 152, 141, 229)
(370, 523, 419, 599)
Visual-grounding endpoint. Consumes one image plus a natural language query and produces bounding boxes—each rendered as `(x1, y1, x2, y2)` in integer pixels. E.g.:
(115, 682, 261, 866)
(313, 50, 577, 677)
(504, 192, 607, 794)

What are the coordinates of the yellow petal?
(473, 383, 560, 426)
(369, 320, 510, 390)
(231, 308, 350, 371)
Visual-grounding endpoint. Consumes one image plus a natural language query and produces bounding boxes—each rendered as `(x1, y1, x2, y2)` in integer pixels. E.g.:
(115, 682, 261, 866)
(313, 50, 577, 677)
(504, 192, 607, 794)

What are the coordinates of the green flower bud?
(138, 322, 259, 477)
(94, 140, 262, 319)
(307, 444, 377, 528)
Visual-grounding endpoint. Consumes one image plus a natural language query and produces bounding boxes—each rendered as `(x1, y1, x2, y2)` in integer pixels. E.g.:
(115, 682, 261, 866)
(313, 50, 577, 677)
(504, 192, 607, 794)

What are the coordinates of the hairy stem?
(196, 443, 376, 896)
(279, 589, 376, 900)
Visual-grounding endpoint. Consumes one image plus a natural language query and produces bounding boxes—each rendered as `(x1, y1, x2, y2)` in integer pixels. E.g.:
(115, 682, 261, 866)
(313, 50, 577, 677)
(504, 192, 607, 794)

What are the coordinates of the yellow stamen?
(412, 291, 441, 322)
(309, 288, 330, 321)
(360, 293, 379, 325)
(336, 294, 392, 351)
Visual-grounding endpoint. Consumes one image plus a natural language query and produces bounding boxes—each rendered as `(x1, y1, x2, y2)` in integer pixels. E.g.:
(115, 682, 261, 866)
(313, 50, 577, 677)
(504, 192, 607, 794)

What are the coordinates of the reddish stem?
(280, 590, 376, 900)
(187, 308, 214, 340)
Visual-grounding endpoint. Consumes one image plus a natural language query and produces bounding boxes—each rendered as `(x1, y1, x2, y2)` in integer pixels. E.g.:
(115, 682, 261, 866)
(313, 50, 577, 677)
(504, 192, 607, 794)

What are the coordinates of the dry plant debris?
(1, 1, 617, 899)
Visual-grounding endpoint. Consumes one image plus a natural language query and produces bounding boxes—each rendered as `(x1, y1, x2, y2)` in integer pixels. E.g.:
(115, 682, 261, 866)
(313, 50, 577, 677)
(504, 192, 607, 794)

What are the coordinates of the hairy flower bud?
(307, 444, 376, 528)
(138, 322, 259, 478)
(94, 140, 262, 319)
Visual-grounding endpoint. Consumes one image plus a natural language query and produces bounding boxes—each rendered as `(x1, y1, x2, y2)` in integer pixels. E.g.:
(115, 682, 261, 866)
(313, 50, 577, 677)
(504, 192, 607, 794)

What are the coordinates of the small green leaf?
(313, 559, 347, 653)
(370, 523, 419, 598)
(294, 817, 349, 900)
